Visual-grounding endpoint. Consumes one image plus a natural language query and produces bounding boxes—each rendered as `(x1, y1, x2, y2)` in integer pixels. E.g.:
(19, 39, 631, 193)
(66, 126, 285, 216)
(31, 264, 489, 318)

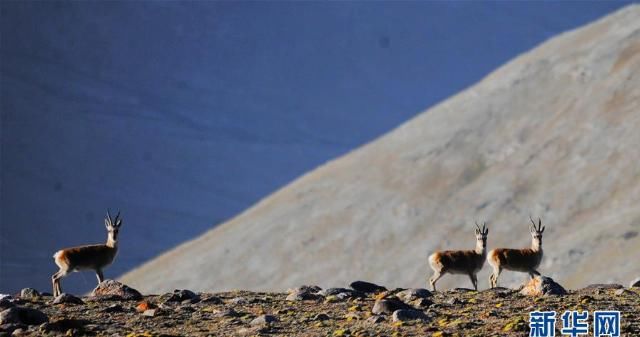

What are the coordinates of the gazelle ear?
(105, 218, 110, 228)
(475, 229, 479, 235)
(541, 226, 545, 233)
(115, 218, 122, 227)
(485, 228, 489, 235)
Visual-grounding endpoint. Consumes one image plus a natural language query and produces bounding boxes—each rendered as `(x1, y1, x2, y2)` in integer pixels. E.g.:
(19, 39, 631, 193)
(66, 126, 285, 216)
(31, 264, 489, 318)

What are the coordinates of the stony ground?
(2, 280, 640, 337)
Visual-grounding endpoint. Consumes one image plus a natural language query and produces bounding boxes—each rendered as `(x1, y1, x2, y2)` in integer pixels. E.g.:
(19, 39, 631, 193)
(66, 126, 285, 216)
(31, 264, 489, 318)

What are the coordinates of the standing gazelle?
(428, 222, 489, 291)
(488, 217, 545, 288)
(52, 211, 122, 297)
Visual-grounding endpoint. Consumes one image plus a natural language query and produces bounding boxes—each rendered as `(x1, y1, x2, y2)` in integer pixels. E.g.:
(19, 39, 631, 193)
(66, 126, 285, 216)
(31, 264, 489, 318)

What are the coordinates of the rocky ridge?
(1, 280, 639, 336)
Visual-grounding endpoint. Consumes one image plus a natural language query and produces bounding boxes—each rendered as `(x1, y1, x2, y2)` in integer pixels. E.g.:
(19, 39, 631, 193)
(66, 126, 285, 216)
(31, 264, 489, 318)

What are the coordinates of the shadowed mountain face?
(0, 2, 630, 293)
(122, 5, 640, 293)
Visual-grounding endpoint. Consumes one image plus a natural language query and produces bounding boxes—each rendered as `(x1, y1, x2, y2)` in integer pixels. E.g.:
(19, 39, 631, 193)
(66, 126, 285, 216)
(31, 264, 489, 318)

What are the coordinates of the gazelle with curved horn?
(428, 222, 489, 291)
(52, 210, 123, 296)
(487, 217, 545, 288)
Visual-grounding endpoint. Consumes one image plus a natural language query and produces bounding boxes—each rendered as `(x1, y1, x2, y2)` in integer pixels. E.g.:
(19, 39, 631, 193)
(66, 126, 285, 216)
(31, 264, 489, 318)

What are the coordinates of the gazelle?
(52, 211, 122, 297)
(488, 217, 545, 288)
(428, 222, 489, 291)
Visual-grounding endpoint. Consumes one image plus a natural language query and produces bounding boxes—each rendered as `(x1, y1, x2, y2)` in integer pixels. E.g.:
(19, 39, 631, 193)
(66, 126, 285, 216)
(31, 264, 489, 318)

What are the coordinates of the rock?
(286, 288, 320, 301)
(318, 288, 364, 300)
(136, 301, 156, 313)
(391, 309, 428, 322)
(396, 288, 432, 302)
(52, 293, 84, 305)
(201, 296, 223, 304)
(212, 308, 239, 318)
(372, 298, 413, 315)
(142, 309, 158, 317)
(10, 328, 25, 336)
(166, 289, 200, 303)
(40, 319, 89, 333)
(614, 288, 637, 296)
(349, 281, 387, 294)
(520, 276, 567, 296)
(102, 304, 123, 313)
(365, 315, 385, 324)
(313, 313, 330, 321)
(0, 323, 25, 335)
(630, 277, 640, 288)
(0, 307, 48, 325)
(0, 298, 14, 310)
(250, 314, 278, 326)
(91, 280, 142, 301)
(445, 297, 462, 305)
(229, 297, 250, 305)
(411, 297, 434, 308)
(288, 285, 321, 293)
(18, 289, 39, 299)
(318, 288, 349, 296)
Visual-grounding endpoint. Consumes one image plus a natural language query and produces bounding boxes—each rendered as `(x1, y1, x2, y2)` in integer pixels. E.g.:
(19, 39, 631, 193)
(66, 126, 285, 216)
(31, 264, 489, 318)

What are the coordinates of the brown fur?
(54, 244, 118, 271)
(428, 223, 488, 291)
(487, 248, 542, 272)
(487, 218, 545, 288)
(431, 250, 486, 274)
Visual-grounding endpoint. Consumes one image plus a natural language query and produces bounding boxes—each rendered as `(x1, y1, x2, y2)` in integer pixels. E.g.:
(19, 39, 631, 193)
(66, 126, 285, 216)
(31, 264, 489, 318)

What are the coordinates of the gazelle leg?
(52, 270, 67, 297)
(51, 271, 59, 297)
(96, 269, 104, 284)
(429, 271, 444, 292)
(469, 273, 478, 291)
(490, 267, 502, 288)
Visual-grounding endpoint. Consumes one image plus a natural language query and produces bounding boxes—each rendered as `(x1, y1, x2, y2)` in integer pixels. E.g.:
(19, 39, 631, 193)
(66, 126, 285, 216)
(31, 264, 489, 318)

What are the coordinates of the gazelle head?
(529, 216, 545, 250)
(105, 210, 123, 246)
(475, 221, 489, 251)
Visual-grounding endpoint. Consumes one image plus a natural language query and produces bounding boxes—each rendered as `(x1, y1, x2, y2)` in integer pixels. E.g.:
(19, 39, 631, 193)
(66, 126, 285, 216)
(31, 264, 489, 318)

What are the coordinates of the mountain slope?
(122, 5, 640, 293)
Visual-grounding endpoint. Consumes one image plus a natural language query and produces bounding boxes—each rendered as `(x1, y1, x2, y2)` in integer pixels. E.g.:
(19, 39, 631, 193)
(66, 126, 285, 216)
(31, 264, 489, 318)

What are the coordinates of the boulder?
(18, 289, 39, 299)
(318, 288, 364, 300)
(350, 281, 387, 294)
(630, 277, 640, 288)
(0, 307, 48, 326)
(91, 280, 142, 300)
(0, 296, 14, 310)
(52, 293, 84, 305)
(40, 318, 90, 333)
(166, 289, 200, 303)
(372, 298, 413, 315)
(391, 309, 428, 322)
(396, 288, 432, 302)
(520, 276, 567, 296)
(250, 314, 278, 326)
(286, 287, 321, 301)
